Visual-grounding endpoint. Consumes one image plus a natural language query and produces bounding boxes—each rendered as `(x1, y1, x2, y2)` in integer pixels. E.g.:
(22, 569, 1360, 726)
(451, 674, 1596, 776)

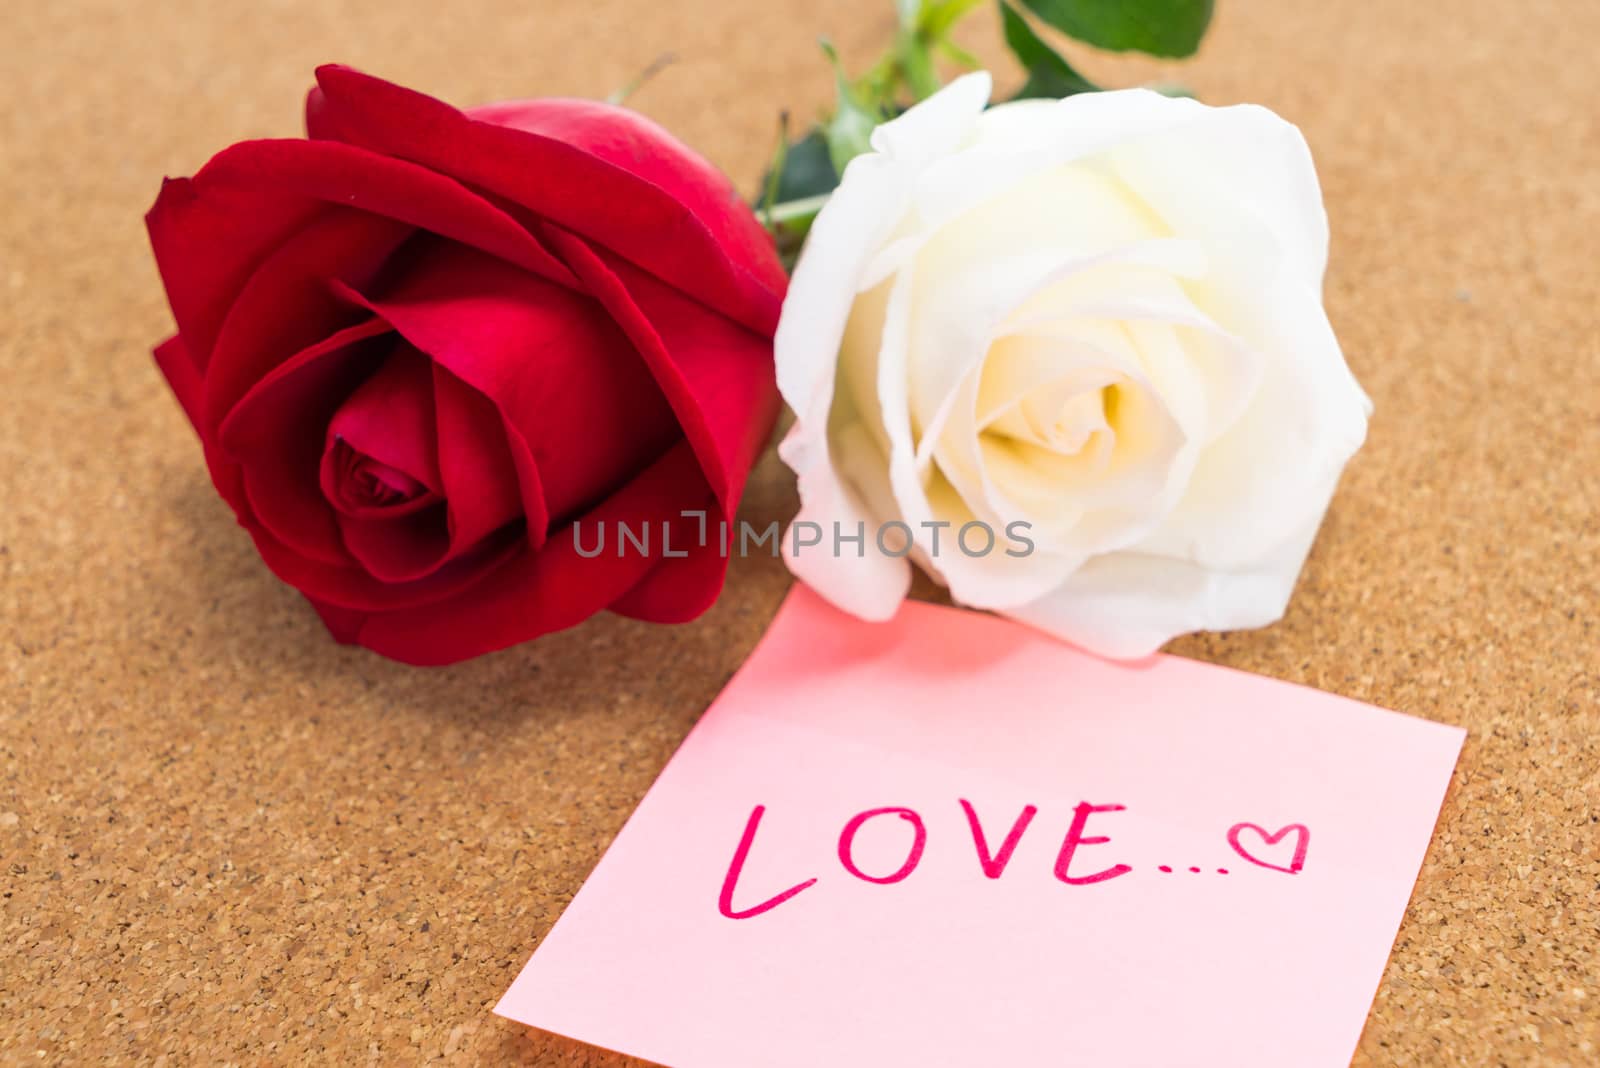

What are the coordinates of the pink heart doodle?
(1226, 822, 1309, 874)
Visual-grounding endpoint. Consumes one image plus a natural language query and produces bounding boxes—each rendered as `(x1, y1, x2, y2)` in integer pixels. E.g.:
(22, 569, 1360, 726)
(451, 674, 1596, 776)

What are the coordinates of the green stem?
(757, 193, 832, 228)
(895, 27, 943, 100)
(605, 52, 678, 106)
(759, 112, 791, 238)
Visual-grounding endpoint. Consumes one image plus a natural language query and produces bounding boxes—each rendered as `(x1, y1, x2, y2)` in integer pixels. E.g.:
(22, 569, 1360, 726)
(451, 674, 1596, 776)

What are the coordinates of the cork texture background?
(4, 0, 1598, 1063)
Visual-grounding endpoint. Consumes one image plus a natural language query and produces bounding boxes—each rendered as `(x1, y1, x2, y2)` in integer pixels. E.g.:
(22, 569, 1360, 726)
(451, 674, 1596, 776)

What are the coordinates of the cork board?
(3, 0, 1596, 1063)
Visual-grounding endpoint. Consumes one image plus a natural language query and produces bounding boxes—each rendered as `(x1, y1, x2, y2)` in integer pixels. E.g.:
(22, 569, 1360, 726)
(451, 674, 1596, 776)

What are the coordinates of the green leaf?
(755, 127, 837, 273)
(895, 26, 943, 100)
(938, 36, 983, 70)
(1016, 0, 1212, 58)
(820, 40, 881, 175)
(918, 0, 988, 40)
(1000, 2, 1098, 99)
(772, 129, 840, 202)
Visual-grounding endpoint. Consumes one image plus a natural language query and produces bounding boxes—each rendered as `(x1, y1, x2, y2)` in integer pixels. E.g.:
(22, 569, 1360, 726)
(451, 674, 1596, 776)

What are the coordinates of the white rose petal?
(777, 75, 1371, 655)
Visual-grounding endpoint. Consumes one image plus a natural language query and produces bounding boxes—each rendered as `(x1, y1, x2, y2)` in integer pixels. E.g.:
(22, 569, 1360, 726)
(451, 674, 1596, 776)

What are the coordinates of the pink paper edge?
(1337, 726, 1466, 1064)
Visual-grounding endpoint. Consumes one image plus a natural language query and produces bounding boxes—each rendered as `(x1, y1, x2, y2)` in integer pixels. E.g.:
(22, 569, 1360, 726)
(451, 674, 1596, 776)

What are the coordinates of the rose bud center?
(316, 345, 443, 522)
(325, 437, 434, 514)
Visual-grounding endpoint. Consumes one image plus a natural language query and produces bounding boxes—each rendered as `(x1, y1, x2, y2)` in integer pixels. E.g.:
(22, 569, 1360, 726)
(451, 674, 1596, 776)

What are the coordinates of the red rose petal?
(321, 439, 441, 518)
(146, 129, 584, 378)
(328, 243, 679, 528)
(351, 441, 714, 664)
(183, 137, 576, 292)
(430, 361, 534, 549)
(323, 344, 443, 501)
(608, 525, 731, 625)
(153, 334, 206, 435)
(468, 94, 787, 320)
(243, 509, 520, 615)
(304, 596, 367, 644)
(307, 65, 784, 338)
(150, 66, 789, 663)
(539, 225, 780, 522)
(314, 345, 532, 583)
(146, 179, 323, 371)
(219, 317, 394, 567)
(203, 208, 410, 441)
(337, 505, 453, 584)
(154, 333, 249, 515)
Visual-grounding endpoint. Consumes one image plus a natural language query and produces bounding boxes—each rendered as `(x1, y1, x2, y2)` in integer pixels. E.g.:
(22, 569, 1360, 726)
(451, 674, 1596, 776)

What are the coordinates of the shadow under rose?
(142, 445, 799, 741)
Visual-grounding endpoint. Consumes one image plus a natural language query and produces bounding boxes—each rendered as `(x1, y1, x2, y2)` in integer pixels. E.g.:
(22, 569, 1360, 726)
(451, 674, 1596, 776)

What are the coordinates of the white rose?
(776, 72, 1371, 657)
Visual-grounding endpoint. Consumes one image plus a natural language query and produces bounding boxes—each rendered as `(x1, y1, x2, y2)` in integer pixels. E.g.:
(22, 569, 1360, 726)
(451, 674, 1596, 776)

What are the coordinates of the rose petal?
(154, 334, 249, 515)
(1108, 101, 1331, 291)
(908, 238, 1209, 459)
(777, 71, 993, 430)
(330, 241, 678, 534)
(953, 327, 1185, 550)
(153, 334, 206, 435)
(789, 268, 924, 615)
(315, 347, 489, 584)
(241, 499, 520, 615)
(305, 597, 367, 643)
(868, 71, 992, 165)
(880, 266, 1087, 610)
(351, 441, 713, 664)
(781, 421, 913, 623)
(539, 226, 776, 523)
(324, 344, 442, 500)
(307, 65, 784, 337)
(178, 136, 578, 291)
(469, 94, 786, 318)
(321, 440, 440, 519)
(606, 472, 725, 625)
(338, 505, 452, 583)
(147, 130, 582, 379)
(1133, 271, 1369, 570)
(774, 77, 996, 620)
(1003, 481, 1337, 657)
(430, 362, 530, 548)
(218, 317, 394, 566)
(146, 178, 323, 367)
(202, 208, 411, 440)
(913, 89, 1202, 233)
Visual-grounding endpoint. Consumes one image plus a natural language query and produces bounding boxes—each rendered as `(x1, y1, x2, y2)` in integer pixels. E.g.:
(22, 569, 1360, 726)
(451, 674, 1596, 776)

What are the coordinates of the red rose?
(147, 66, 785, 665)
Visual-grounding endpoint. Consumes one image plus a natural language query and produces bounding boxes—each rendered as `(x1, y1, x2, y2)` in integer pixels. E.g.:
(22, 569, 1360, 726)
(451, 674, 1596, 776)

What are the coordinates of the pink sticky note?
(497, 586, 1464, 1067)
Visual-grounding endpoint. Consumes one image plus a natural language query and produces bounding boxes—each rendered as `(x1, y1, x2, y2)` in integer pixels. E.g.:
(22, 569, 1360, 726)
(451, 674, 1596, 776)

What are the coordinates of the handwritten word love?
(718, 800, 1309, 919)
